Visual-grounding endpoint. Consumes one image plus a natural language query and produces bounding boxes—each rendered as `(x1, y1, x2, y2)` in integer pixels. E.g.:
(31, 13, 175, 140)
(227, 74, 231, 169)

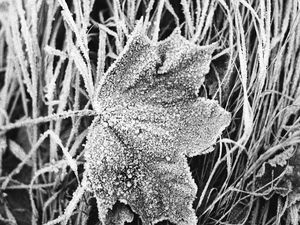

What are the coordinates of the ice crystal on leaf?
(84, 26, 231, 225)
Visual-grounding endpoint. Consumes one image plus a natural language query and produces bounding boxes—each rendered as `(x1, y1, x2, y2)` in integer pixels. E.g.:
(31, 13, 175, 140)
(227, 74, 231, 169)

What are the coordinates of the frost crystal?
(84, 27, 231, 225)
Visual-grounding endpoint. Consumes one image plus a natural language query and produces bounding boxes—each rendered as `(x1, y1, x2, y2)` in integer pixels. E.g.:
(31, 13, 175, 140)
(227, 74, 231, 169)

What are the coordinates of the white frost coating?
(84, 26, 231, 225)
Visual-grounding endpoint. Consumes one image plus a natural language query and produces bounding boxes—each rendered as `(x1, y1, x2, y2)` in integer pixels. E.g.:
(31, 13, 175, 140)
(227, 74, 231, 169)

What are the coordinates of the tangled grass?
(0, 0, 300, 224)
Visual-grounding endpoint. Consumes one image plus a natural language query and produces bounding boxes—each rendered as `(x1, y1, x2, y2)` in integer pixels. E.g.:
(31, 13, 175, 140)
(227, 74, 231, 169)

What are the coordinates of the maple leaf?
(84, 26, 231, 225)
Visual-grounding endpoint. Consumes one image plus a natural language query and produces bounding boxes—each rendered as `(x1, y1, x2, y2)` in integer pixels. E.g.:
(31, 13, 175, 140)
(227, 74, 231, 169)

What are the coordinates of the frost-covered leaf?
(84, 27, 231, 225)
(283, 145, 300, 224)
(249, 147, 296, 199)
(268, 147, 295, 167)
(285, 146, 300, 193)
(286, 155, 300, 225)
